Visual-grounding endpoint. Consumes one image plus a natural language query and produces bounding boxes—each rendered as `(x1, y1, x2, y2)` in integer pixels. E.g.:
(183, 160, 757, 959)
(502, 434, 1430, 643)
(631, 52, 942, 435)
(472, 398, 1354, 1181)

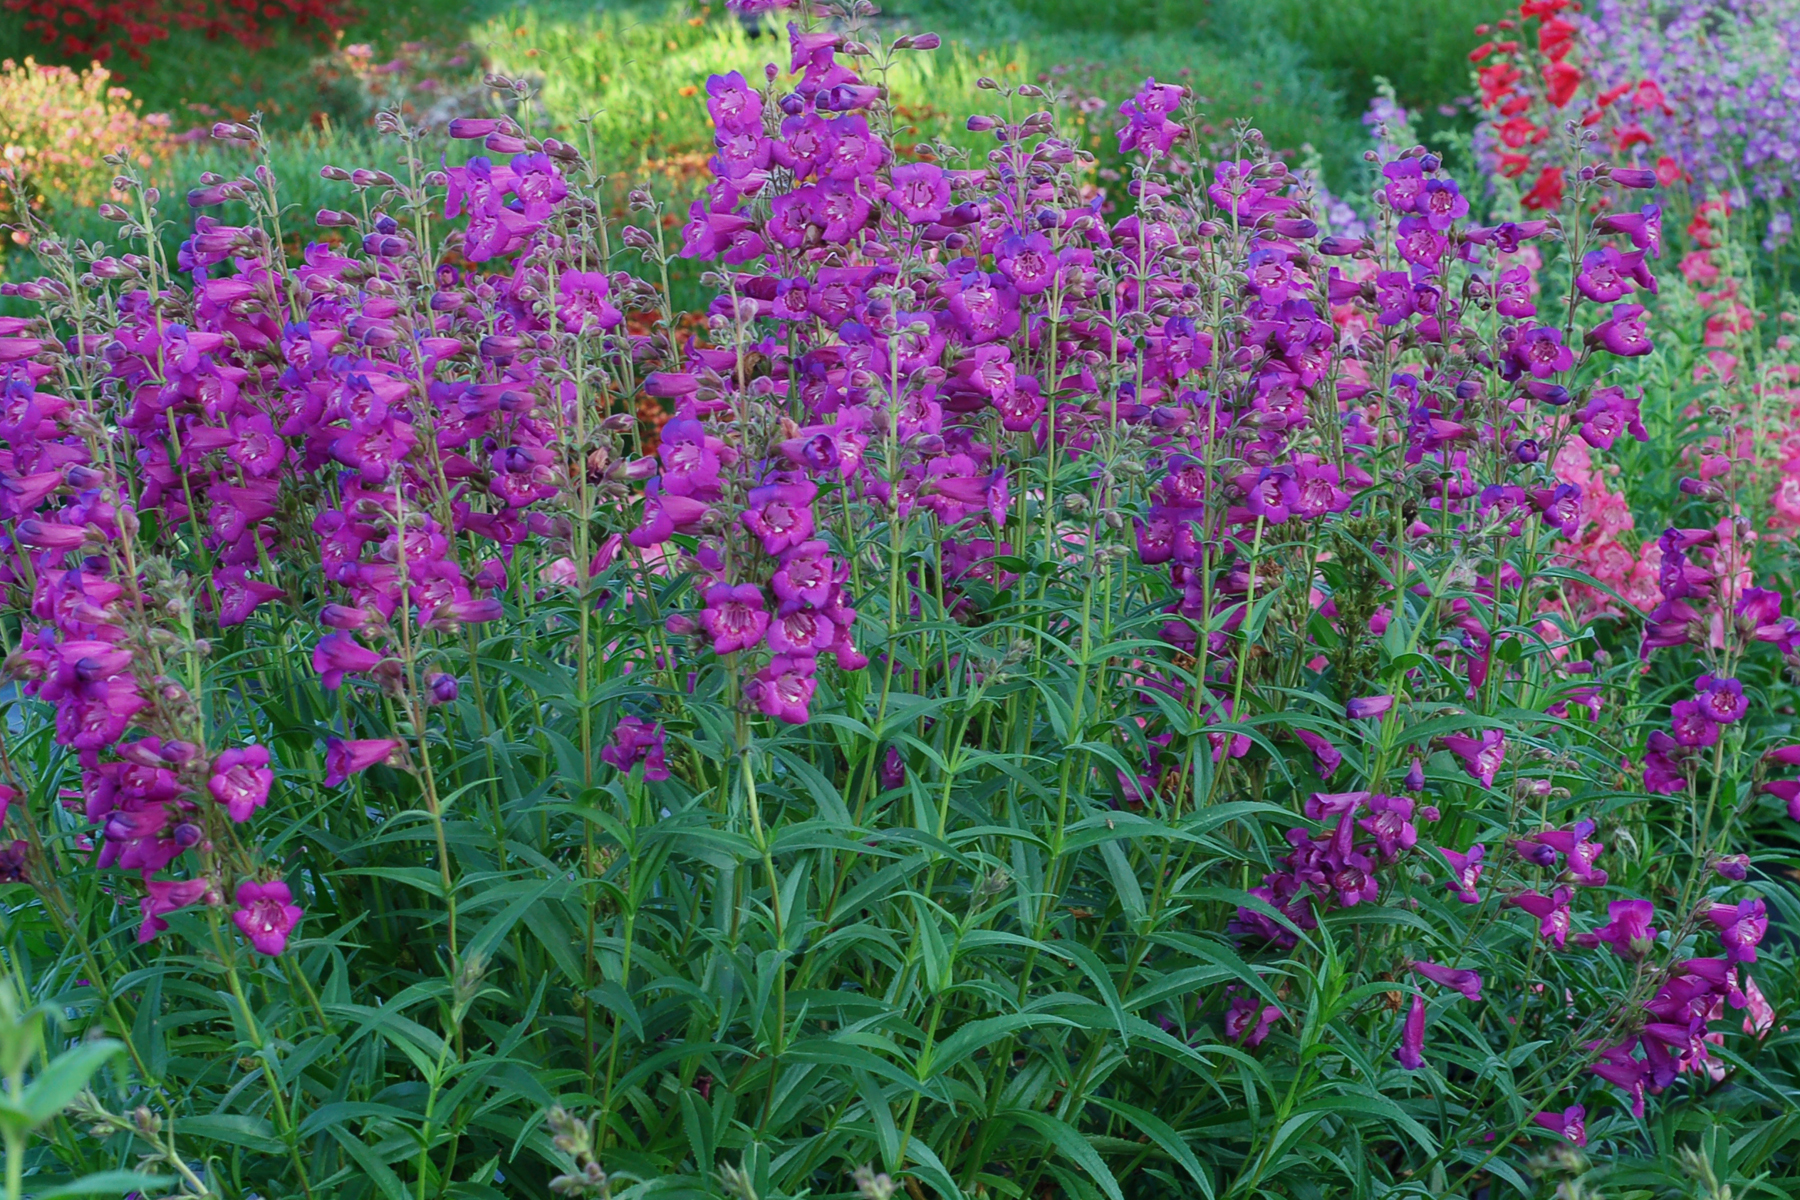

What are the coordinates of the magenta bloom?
(740, 482, 817, 557)
(138, 878, 209, 944)
(1295, 730, 1341, 779)
(1394, 993, 1427, 1070)
(601, 717, 670, 782)
(1713, 854, 1750, 881)
(1411, 960, 1483, 1002)
(312, 633, 384, 690)
(1509, 887, 1574, 949)
(208, 745, 273, 823)
(700, 583, 770, 655)
(1533, 1105, 1587, 1147)
(232, 879, 303, 955)
(1223, 992, 1283, 1047)
(1589, 1040, 1649, 1118)
(1511, 325, 1574, 378)
(1346, 695, 1394, 720)
(1669, 699, 1719, 748)
(1439, 843, 1485, 904)
(886, 162, 950, 223)
(1589, 302, 1654, 356)
(323, 738, 399, 787)
(1705, 898, 1767, 963)
(1695, 674, 1747, 723)
(747, 654, 817, 725)
(1441, 729, 1505, 788)
(1585, 899, 1658, 959)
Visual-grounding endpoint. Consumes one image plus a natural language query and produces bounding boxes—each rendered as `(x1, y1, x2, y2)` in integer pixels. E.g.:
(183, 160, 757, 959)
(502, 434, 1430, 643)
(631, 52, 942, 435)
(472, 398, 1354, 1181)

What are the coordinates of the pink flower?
(232, 879, 303, 955)
(1411, 960, 1483, 1002)
(1532, 1105, 1586, 1147)
(747, 654, 817, 725)
(312, 633, 384, 690)
(1583, 898, 1658, 959)
(1439, 844, 1485, 904)
(1295, 730, 1341, 779)
(138, 878, 209, 944)
(1440, 729, 1506, 788)
(207, 745, 273, 822)
(700, 583, 770, 655)
(1705, 898, 1767, 964)
(1509, 887, 1574, 949)
(323, 738, 399, 787)
(1395, 994, 1427, 1070)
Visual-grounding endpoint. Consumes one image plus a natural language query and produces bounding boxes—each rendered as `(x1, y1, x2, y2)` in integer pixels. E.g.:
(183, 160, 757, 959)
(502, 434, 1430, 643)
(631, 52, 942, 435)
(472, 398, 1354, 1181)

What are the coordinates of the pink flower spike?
(232, 879, 303, 955)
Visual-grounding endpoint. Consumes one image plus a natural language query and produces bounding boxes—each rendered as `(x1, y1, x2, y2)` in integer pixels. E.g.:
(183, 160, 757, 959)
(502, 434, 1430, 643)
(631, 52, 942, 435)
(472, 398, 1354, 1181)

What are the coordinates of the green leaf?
(22, 1041, 122, 1125)
(1006, 1109, 1124, 1200)
(27, 1170, 171, 1199)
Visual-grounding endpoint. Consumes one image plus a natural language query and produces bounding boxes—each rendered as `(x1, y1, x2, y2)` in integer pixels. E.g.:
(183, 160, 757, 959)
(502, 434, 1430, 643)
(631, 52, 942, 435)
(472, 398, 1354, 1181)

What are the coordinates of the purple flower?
(207, 745, 272, 823)
(1223, 992, 1283, 1047)
(1589, 1040, 1649, 1118)
(1577, 386, 1647, 450)
(1357, 794, 1418, 859)
(996, 233, 1057, 295)
(426, 673, 460, 705)
(1669, 699, 1719, 748)
(311, 633, 384, 690)
(1509, 887, 1574, 949)
(1346, 695, 1394, 720)
(1395, 993, 1427, 1070)
(886, 162, 949, 223)
(1295, 730, 1341, 779)
(1696, 674, 1747, 724)
(1510, 326, 1573, 378)
(1439, 843, 1485, 904)
(1403, 758, 1425, 792)
(138, 878, 209, 944)
(1595, 203, 1662, 257)
(1584, 899, 1658, 959)
(1440, 729, 1506, 788)
(1588, 303, 1653, 357)
(232, 879, 303, 956)
(700, 584, 771, 655)
(1575, 246, 1640, 303)
(741, 482, 817, 557)
(601, 717, 670, 782)
(1411, 960, 1483, 1002)
(1533, 1105, 1587, 1147)
(747, 654, 817, 724)
(1705, 898, 1767, 963)
(323, 738, 399, 787)
(1713, 854, 1750, 881)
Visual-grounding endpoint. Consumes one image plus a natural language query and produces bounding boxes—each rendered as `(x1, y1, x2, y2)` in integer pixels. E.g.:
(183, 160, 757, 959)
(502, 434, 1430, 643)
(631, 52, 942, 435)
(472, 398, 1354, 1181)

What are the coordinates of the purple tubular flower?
(1713, 854, 1750, 881)
(1394, 993, 1427, 1070)
(601, 717, 670, 782)
(740, 482, 817, 556)
(1705, 898, 1767, 963)
(311, 633, 384, 690)
(138, 878, 209, 944)
(748, 654, 818, 725)
(323, 738, 399, 787)
(1411, 960, 1483, 1002)
(1439, 843, 1485, 904)
(1346, 695, 1394, 720)
(1695, 674, 1747, 723)
(1590, 1040, 1649, 1118)
(1440, 729, 1506, 788)
(1224, 993, 1283, 1047)
(1585, 899, 1658, 959)
(232, 879, 303, 955)
(1295, 729, 1342, 779)
(1509, 887, 1574, 949)
(208, 745, 272, 822)
(1533, 1105, 1587, 1147)
(700, 583, 771, 655)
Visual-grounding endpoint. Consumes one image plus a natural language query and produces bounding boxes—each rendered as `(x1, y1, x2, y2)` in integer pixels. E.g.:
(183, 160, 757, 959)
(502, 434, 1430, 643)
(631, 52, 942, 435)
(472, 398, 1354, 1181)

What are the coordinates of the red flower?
(1522, 166, 1566, 210)
(1543, 59, 1583, 109)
